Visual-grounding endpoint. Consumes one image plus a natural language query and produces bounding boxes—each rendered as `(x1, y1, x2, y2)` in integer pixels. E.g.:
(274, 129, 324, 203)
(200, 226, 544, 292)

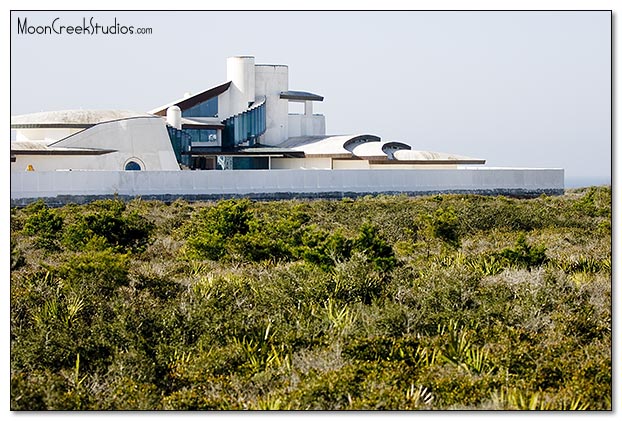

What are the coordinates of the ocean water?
(565, 176, 611, 188)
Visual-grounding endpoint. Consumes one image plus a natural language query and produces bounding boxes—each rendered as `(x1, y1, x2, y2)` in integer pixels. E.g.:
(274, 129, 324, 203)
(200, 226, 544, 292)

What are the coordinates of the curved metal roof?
(277, 134, 379, 158)
(392, 149, 485, 164)
(11, 110, 152, 128)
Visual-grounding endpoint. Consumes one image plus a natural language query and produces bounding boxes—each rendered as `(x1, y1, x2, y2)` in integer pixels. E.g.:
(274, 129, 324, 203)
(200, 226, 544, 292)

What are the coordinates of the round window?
(124, 161, 142, 171)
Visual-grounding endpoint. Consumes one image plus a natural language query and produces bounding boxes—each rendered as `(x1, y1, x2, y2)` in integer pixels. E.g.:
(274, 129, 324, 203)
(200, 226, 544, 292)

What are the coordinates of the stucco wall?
(333, 160, 371, 170)
(369, 164, 459, 170)
(270, 157, 333, 169)
(226, 56, 256, 118)
(288, 114, 326, 138)
(11, 117, 180, 172)
(11, 168, 565, 205)
(255, 65, 289, 145)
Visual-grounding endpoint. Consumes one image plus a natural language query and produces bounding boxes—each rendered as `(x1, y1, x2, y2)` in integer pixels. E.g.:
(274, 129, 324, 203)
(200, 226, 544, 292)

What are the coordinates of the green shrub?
(10, 238, 26, 270)
(181, 199, 255, 260)
(10, 189, 611, 410)
(62, 199, 153, 253)
(331, 253, 386, 304)
(342, 336, 423, 366)
(52, 248, 130, 297)
(290, 361, 417, 410)
(428, 206, 461, 249)
(497, 233, 548, 270)
(299, 222, 395, 273)
(22, 201, 64, 250)
(353, 222, 397, 272)
(299, 227, 352, 271)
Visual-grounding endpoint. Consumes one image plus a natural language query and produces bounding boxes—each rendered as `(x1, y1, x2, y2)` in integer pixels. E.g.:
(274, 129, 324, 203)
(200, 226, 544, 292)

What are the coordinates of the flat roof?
(184, 146, 305, 158)
(280, 91, 324, 101)
(180, 117, 224, 130)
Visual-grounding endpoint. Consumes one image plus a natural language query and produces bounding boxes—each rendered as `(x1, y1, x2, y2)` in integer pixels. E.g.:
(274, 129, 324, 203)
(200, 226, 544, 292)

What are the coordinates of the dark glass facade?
(166, 126, 191, 167)
(184, 129, 218, 144)
(166, 96, 268, 170)
(222, 102, 266, 149)
(232, 157, 269, 170)
(181, 97, 218, 118)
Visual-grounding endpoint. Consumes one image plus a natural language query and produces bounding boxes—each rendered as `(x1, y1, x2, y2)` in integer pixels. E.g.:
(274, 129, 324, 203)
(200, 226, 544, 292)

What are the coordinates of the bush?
(353, 222, 397, 272)
(299, 227, 352, 271)
(428, 206, 461, 249)
(10, 189, 611, 410)
(299, 223, 395, 273)
(497, 233, 548, 270)
(22, 201, 64, 250)
(62, 199, 153, 253)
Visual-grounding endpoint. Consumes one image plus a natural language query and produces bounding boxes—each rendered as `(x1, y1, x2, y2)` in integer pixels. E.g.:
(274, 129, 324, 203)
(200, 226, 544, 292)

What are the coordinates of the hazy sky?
(10, 10, 611, 185)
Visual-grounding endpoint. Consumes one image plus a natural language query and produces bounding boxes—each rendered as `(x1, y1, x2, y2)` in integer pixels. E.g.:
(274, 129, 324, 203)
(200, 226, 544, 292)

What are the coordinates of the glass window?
(125, 161, 141, 171)
(182, 97, 218, 117)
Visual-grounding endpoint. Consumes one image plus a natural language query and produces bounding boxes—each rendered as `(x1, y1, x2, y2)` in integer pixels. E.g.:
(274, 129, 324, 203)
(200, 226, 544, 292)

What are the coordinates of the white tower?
(226, 56, 256, 117)
(166, 106, 181, 130)
(255, 64, 289, 146)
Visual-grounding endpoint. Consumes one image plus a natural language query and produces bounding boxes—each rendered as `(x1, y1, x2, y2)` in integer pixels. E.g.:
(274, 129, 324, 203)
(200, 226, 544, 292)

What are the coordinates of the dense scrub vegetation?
(10, 187, 611, 410)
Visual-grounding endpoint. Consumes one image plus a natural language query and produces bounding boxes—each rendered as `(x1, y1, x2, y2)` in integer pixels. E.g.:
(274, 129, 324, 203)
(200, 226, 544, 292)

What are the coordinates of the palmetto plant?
(233, 322, 292, 374)
(405, 384, 434, 409)
(437, 320, 494, 375)
(489, 387, 588, 410)
(249, 395, 291, 410)
(32, 294, 84, 328)
(322, 298, 356, 337)
(63, 294, 85, 327)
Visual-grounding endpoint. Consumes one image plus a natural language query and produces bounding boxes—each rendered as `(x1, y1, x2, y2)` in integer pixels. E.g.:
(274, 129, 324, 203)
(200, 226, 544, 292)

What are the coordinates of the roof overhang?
(10, 148, 116, 156)
(302, 153, 353, 159)
(11, 123, 94, 129)
(280, 91, 324, 101)
(179, 116, 224, 130)
(181, 123, 224, 130)
(151, 81, 232, 116)
(368, 159, 487, 165)
(183, 146, 305, 158)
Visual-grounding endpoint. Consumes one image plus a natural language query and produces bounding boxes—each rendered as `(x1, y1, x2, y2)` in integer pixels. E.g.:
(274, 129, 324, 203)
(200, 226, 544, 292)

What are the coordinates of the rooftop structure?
(11, 55, 485, 172)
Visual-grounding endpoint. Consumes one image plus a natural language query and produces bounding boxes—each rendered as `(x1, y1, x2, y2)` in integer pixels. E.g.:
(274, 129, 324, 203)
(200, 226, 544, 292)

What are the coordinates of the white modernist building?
(11, 55, 485, 173)
(10, 55, 564, 203)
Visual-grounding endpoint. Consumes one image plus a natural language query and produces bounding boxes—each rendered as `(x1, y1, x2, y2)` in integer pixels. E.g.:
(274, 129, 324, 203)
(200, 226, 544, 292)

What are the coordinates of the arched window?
(124, 161, 142, 171)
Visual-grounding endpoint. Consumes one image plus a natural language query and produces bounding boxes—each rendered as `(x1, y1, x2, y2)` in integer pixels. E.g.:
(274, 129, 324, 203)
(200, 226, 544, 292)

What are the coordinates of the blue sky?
(10, 10, 612, 185)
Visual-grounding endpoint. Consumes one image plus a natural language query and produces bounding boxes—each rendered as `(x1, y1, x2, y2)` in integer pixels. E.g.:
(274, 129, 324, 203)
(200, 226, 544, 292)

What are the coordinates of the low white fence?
(10, 168, 564, 205)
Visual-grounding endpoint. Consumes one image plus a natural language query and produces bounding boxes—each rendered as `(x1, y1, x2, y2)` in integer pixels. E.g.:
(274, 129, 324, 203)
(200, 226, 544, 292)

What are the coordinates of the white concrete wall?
(288, 114, 326, 138)
(11, 117, 180, 172)
(226, 56, 256, 118)
(333, 160, 370, 169)
(369, 164, 459, 170)
(255, 64, 289, 146)
(270, 157, 333, 169)
(11, 168, 565, 201)
(217, 91, 231, 121)
(12, 155, 104, 172)
(313, 114, 326, 135)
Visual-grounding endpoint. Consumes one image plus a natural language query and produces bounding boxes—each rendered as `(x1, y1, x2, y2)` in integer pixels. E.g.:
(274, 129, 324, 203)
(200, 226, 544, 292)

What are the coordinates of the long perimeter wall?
(10, 168, 564, 206)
